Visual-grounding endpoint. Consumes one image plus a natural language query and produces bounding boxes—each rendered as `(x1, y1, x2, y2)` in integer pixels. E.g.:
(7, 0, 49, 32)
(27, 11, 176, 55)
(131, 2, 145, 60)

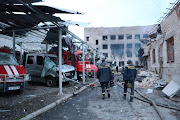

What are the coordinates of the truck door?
(35, 55, 44, 77)
(25, 55, 35, 75)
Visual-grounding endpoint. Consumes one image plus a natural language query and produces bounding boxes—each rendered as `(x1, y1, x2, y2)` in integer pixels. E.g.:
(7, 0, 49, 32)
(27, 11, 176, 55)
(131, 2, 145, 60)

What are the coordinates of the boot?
(130, 97, 133, 102)
(123, 95, 126, 100)
(108, 93, 110, 98)
(102, 95, 105, 99)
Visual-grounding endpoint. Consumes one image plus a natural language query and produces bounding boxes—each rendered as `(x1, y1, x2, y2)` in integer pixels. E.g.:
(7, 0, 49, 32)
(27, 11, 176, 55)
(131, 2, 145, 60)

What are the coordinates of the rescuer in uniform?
(123, 60, 137, 102)
(97, 58, 113, 99)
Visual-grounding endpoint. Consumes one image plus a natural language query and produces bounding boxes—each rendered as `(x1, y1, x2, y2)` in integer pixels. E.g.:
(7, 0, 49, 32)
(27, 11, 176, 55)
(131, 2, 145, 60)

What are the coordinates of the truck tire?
(46, 77, 56, 87)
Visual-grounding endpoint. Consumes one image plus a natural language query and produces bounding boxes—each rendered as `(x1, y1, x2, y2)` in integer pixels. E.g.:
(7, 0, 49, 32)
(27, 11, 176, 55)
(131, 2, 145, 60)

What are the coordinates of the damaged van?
(25, 53, 75, 87)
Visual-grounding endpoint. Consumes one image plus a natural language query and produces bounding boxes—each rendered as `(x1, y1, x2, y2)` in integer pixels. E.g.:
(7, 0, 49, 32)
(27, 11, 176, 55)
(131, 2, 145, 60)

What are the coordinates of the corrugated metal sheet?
(162, 81, 180, 98)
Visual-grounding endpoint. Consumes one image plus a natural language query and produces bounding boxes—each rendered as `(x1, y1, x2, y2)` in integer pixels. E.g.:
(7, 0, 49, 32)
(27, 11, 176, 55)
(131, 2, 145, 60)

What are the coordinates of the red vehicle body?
(62, 50, 97, 73)
(0, 49, 29, 93)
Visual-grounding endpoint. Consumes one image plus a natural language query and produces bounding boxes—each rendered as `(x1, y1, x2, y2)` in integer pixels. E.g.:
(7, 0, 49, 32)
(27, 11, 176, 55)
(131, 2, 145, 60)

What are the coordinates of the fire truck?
(0, 48, 29, 93)
(62, 50, 98, 78)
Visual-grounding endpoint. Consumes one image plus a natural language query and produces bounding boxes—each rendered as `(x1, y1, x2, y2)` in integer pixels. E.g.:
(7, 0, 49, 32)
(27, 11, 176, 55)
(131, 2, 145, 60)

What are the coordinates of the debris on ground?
(135, 71, 159, 88)
(162, 81, 180, 98)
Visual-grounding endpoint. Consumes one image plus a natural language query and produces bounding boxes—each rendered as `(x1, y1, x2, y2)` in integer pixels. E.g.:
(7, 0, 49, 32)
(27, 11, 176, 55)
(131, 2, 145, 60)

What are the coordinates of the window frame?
(110, 35, 116, 40)
(103, 53, 108, 57)
(96, 40, 98, 45)
(126, 34, 132, 39)
(103, 44, 108, 49)
(167, 37, 174, 63)
(143, 34, 148, 38)
(135, 34, 140, 39)
(102, 36, 108, 40)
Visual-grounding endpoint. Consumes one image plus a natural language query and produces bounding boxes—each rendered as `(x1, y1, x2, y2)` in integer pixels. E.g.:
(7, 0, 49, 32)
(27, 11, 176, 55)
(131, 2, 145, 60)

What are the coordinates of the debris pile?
(135, 71, 159, 88)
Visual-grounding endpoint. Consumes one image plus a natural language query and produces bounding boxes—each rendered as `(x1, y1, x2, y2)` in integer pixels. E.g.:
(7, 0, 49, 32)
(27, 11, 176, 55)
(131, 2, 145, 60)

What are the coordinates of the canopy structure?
(0, 0, 100, 94)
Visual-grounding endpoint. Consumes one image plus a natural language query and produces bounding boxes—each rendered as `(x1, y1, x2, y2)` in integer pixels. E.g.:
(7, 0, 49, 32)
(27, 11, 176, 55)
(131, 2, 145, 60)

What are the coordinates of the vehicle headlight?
(24, 74, 30, 81)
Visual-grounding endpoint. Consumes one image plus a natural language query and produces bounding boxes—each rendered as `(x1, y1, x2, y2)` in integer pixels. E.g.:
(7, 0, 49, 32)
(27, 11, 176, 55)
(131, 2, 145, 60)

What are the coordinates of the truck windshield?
(76, 54, 83, 61)
(0, 52, 19, 65)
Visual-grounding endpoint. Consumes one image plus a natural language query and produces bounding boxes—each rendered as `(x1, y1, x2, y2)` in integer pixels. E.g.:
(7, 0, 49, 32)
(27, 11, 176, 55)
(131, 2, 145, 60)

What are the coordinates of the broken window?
(135, 43, 141, 57)
(27, 56, 34, 64)
(152, 49, 156, 63)
(102, 36, 108, 40)
(103, 44, 108, 49)
(86, 37, 89, 41)
(103, 53, 108, 57)
(119, 61, 124, 67)
(135, 34, 140, 39)
(126, 44, 132, 57)
(110, 44, 124, 57)
(143, 34, 148, 38)
(118, 35, 124, 40)
(110, 35, 116, 40)
(96, 40, 98, 45)
(167, 37, 174, 63)
(126, 34, 132, 39)
(37, 56, 44, 66)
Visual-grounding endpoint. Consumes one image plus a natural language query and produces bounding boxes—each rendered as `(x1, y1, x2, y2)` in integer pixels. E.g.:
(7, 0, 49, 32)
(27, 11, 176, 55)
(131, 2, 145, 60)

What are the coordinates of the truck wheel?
(46, 77, 56, 87)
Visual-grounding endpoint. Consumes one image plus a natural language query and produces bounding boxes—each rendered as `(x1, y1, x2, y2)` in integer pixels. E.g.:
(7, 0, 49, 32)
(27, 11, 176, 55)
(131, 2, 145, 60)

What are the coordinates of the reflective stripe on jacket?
(97, 62, 113, 82)
(123, 65, 137, 82)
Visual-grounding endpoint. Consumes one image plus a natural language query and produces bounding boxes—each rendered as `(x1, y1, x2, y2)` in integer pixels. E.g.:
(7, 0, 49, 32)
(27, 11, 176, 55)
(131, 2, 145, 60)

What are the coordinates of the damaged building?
(84, 25, 154, 67)
(142, 1, 180, 87)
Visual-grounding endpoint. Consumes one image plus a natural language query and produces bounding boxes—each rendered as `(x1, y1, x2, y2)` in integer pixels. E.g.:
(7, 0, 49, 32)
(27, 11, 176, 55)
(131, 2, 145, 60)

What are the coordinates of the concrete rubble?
(135, 70, 160, 88)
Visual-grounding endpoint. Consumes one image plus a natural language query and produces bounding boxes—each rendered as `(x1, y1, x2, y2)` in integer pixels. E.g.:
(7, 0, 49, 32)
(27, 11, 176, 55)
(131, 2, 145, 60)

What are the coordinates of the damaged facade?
(143, 1, 180, 85)
(84, 25, 154, 67)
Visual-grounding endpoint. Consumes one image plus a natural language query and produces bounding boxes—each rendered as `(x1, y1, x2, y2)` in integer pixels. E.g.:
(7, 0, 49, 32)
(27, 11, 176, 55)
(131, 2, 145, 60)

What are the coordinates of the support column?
(20, 43, 23, 65)
(82, 43, 85, 84)
(46, 42, 48, 53)
(13, 31, 16, 57)
(58, 28, 63, 95)
(93, 50, 96, 78)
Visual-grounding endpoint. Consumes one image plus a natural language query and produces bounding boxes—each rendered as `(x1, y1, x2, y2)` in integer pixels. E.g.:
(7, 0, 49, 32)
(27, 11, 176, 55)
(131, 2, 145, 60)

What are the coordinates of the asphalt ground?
(1, 74, 179, 120)
(0, 78, 97, 120)
(33, 74, 180, 120)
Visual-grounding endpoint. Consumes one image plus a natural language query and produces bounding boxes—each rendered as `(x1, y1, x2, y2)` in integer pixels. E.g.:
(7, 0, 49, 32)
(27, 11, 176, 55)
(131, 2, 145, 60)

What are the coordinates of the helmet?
(102, 58, 105, 62)
(127, 60, 132, 64)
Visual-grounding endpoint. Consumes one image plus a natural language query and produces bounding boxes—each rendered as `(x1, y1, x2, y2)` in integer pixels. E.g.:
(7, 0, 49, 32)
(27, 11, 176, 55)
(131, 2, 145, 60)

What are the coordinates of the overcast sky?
(35, 0, 176, 39)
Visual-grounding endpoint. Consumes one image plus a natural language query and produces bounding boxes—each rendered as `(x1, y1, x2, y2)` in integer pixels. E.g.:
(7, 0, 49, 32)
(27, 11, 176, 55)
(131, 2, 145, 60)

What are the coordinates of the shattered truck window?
(126, 44, 132, 57)
(110, 44, 124, 58)
(135, 43, 141, 57)
(0, 52, 19, 65)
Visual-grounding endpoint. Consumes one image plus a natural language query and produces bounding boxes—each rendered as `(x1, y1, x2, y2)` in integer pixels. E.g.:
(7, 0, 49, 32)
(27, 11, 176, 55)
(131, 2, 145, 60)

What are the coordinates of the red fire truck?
(0, 48, 29, 93)
(62, 50, 97, 73)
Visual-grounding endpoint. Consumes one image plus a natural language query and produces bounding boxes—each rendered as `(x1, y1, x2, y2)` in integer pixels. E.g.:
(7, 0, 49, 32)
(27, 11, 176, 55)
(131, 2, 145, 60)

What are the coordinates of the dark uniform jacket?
(97, 62, 113, 82)
(123, 65, 137, 82)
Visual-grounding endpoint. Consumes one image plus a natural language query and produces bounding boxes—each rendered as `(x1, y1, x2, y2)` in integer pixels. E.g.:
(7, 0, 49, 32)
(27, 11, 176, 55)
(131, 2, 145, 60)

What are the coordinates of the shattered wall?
(148, 3, 180, 85)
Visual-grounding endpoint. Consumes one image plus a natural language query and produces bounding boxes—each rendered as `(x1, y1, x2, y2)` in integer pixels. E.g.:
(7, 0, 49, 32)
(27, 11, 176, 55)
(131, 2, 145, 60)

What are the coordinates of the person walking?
(97, 58, 113, 99)
(123, 60, 137, 102)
